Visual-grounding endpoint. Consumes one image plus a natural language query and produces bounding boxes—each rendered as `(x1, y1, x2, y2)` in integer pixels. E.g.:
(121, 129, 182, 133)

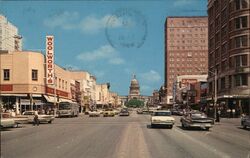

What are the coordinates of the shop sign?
(46, 35, 54, 85)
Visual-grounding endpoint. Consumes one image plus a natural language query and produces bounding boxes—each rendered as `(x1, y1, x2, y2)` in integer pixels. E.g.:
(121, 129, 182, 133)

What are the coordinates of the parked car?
(22, 111, 55, 124)
(119, 108, 130, 116)
(137, 109, 143, 114)
(113, 109, 119, 115)
(0, 113, 18, 129)
(180, 111, 214, 130)
(241, 115, 250, 129)
(89, 110, 101, 117)
(103, 109, 115, 117)
(151, 110, 175, 129)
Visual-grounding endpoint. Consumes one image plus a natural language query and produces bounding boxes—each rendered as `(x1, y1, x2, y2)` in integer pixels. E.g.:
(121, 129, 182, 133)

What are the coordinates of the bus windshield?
(59, 103, 71, 110)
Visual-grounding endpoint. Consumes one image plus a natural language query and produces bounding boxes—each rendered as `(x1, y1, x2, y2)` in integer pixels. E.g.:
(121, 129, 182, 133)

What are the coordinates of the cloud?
(76, 45, 124, 65)
(44, 11, 79, 30)
(79, 15, 122, 34)
(140, 70, 161, 83)
(44, 12, 122, 34)
(109, 58, 124, 65)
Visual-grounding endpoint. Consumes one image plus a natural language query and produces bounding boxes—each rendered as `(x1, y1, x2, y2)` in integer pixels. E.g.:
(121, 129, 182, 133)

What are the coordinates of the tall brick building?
(207, 0, 250, 115)
(164, 16, 208, 104)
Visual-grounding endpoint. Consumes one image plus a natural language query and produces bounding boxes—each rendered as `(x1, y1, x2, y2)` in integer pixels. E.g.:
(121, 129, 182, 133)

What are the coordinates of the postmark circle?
(105, 8, 147, 49)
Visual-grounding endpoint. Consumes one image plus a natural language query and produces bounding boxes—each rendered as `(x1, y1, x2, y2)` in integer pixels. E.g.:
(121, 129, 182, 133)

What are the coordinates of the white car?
(22, 111, 55, 124)
(0, 113, 19, 129)
(151, 110, 175, 129)
(89, 110, 101, 117)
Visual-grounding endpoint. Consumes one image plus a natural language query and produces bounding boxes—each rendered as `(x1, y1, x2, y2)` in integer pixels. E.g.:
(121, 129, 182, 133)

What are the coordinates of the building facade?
(0, 15, 22, 51)
(0, 51, 73, 114)
(129, 75, 140, 100)
(165, 16, 208, 104)
(175, 75, 208, 109)
(207, 0, 250, 115)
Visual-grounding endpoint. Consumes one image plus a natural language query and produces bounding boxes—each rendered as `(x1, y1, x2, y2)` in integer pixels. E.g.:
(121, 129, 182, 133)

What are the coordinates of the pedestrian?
(216, 109, 220, 122)
(227, 109, 231, 118)
(232, 109, 235, 118)
(33, 111, 39, 126)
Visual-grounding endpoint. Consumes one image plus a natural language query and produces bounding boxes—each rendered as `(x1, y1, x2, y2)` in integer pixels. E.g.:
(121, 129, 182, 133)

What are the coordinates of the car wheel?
(205, 127, 210, 131)
(169, 125, 173, 129)
(48, 120, 52, 124)
(243, 125, 247, 129)
(151, 124, 154, 128)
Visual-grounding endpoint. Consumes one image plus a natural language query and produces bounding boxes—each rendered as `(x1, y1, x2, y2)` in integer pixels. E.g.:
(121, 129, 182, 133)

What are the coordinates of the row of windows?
(209, 0, 249, 18)
(209, 74, 248, 93)
(169, 33, 207, 38)
(55, 77, 68, 90)
(209, 54, 248, 73)
(168, 26, 206, 31)
(210, 34, 248, 51)
(169, 58, 206, 62)
(169, 63, 206, 68)
(168, 46, 207, 50)
(3, 69, 38, 81)
(2, 69, 68, 90)
(169, 39, 207, 44)
(169, 52, 207, 57)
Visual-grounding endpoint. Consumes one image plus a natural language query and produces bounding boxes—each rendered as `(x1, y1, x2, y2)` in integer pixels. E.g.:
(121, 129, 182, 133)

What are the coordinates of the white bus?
(58, 102, 79, 117)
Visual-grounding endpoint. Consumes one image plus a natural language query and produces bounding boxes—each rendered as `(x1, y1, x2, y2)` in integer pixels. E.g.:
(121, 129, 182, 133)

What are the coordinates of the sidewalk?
(215, 117, 241, 126)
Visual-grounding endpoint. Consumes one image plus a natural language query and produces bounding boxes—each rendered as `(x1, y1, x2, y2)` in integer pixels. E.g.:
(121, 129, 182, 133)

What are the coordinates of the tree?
(126, 99, 144, 108)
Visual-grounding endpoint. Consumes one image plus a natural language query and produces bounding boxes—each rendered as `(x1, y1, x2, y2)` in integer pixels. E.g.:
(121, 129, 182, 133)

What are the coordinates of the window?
(221, 77, 225, 89)
(235, 16, 248, 29)
(228, 75, 232, 88)
(3, 69, 10, 81)
(235, 35, 247, 48)
(235, 54, 248, 67)
(235, 0, 248, 10)
(62, 80, 64, 89)
(59, 79, 61, 88)
(235, 74, 248, 86)
(32, 69, 38, 81)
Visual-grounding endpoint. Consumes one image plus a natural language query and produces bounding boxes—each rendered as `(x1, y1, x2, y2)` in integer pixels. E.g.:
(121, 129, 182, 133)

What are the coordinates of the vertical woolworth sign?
(46, 35, 54, 85)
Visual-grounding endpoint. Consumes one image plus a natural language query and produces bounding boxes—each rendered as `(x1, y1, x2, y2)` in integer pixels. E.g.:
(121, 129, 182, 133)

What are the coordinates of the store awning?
(43, 95, 58, 103)
(0, 94, 27, 97)
(60, 98, 73, 103)
(32, 94, 42, 97)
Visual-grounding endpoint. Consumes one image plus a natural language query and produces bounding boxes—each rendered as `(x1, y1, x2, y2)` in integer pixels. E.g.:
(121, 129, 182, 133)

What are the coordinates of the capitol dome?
(129, 75, 140, 97)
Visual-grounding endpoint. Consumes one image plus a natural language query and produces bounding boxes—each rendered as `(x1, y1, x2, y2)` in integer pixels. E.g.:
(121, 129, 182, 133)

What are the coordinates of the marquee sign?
(46, 35, 54, 85)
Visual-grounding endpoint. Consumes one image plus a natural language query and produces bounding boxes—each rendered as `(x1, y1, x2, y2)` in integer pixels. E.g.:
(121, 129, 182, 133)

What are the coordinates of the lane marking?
(173, 128, 231, 158)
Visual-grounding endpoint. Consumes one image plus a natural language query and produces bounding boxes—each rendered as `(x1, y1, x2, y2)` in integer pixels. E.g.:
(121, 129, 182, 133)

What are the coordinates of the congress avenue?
(1, 111, 250, 158)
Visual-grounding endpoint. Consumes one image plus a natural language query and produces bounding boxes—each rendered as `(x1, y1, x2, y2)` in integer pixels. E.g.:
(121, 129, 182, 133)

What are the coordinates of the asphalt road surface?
(1, 111, 250, 158)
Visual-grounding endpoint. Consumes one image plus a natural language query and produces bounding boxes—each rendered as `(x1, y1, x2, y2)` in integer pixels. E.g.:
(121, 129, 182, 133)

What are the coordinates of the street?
(1, 111, 250, 158)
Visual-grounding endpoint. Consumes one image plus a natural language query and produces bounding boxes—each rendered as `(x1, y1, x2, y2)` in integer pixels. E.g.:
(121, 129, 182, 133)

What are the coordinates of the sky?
(0, 0, 207, 96)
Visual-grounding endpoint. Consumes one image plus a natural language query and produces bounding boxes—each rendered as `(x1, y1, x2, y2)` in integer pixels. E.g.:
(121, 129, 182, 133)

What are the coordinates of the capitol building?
(120, 75, 150, 106)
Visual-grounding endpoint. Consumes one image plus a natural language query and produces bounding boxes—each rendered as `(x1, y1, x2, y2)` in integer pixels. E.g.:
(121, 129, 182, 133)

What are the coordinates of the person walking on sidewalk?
(33, 111, 39, 126)
(216, 109, 221, 122)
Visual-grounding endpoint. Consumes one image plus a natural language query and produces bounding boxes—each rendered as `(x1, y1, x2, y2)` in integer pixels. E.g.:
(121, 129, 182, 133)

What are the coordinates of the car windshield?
(23, 112, 34, 115)
(153, 111, 171, 116)
(191, 113, 207, 118)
